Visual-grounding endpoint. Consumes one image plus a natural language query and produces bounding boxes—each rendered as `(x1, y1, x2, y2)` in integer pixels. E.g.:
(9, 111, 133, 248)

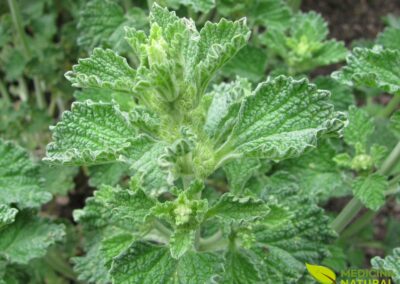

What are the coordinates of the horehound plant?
(45, 4, 347, 283)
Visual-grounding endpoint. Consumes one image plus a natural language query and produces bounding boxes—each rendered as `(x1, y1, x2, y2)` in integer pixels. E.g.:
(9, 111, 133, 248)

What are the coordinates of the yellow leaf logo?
(306, 263, 336, 284)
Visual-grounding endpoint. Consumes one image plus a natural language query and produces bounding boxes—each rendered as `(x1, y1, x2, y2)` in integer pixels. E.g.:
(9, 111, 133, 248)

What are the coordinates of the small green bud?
(147, 24, 168, 67)
(238, 227, 256, 249)
(173, 194, 193, 226)
(351, 154, 373, 171)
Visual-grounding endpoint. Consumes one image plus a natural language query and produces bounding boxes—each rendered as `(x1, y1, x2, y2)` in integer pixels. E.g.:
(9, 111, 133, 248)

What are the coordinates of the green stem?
(7, 0, 31, 58)
(381, 95, 400, 118)
(331, 141, 400, 233)
(340, 176, 400, 239)
(0, 80, 11, 104)
(48, 95, 57, 116)
(17, 77, 28, 101)
(33, 77, 45, 109)
(340, 210, 375, 239)
(331, 198, 364, 234)
(44, 250, 76, 281)
(197, 11, 211, 25)
(379, 142, 400, 175)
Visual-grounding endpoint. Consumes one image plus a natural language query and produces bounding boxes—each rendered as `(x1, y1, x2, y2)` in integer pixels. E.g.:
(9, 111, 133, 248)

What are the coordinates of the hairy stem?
(332, 141, 400, 233)
(381, 95, 400, 118)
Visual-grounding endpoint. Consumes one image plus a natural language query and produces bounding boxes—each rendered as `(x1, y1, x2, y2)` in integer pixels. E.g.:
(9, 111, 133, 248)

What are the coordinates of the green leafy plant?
(42, 5, 350, 283)
(2, 1, 400, 283)
(262, 11, 347, 75)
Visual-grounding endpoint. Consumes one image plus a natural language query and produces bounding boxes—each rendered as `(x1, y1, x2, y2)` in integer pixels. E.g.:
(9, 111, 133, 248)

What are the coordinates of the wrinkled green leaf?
(223, 157, 261, 194)
(0, 140, 51, 208)
(96, 185, 156, 226)
(110, 242, 221, 283)
(218, 76, 344, 161)
(278, 141, 351, 201)
(344, 106, 374, 148)
(45, 101, 138, 165)
(206, 193, 270, 223)
(333, 46, 400, 95)
(352, 173, 388, 211)
(77, 0, 147, 50)
(205, 78, 251, 140)
(253, 189, 336, 283)
(222, 248, 262, 283)
(100, 233, 134, 269)
(169, 228, 195, 259)
(371, 247, 400, 282)
(0, 211, 65, 264)
(73, 242, 109, 284)
(377, 27, 400, 50)
(65, 48, 136, 93)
